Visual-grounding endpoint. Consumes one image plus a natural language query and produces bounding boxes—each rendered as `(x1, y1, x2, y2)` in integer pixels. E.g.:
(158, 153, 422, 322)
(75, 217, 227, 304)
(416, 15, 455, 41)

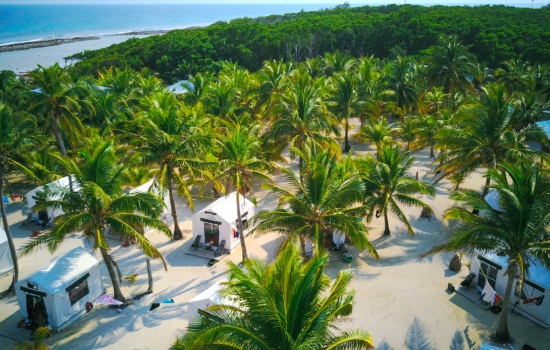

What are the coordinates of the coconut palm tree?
(266, 68, 340, 167)
(383, 56, 419, 121)
(252, 60, 293, 120)
(328, 70, 362, 153)
(355, 146, 435, 236)
(28, 63, 93, 190)
(133, 91, 210, 240)
(21, 142, 171, 302)
(422, 163, 550, 342)
(435, 84, 545, 194)
(253, 142, 377, 259)
(495, 58, 534, 96)
(173, 244, 375, 350)
(216, 122, 273, 262)
(423, 34, 479, 108)
(0, 104, 38, 297)
(356, 117, 401, 153)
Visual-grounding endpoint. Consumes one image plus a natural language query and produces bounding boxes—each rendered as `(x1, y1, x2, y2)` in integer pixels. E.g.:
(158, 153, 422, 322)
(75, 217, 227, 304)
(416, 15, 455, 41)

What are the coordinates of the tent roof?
(188, 279, 227, 305)
(130, 179, 155, 194)
(483, 252, 550, 289)
(484, 189, 502, 212)
(196, 192, 254, 224)
(21, 247, 99, 294)
(166, 80, 194, 94)
(536, 120, 550, 139)
(27, 175, 80, 198)
(0, 227, 6, 245)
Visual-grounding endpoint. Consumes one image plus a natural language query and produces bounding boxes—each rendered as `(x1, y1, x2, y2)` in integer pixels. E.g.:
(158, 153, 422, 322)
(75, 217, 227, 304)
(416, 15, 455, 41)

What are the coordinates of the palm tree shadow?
(376, 339, 395, 350)
(404, 317, 435, 350)
(450, 329, 467, 350)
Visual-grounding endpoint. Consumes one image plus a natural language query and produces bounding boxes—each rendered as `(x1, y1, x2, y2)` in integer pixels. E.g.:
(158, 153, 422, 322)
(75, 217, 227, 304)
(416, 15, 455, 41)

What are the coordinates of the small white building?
(187, 279, 227, 324)
(0, 227, 13, 278)
(15, 247, 104, 332)
(26, 176, 79, 222)
(192, 192, 255, 252)
(470, 253, 550, 328)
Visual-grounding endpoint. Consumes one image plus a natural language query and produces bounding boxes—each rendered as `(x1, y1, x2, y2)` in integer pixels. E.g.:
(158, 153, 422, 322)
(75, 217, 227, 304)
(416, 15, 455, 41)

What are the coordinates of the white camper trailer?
(15, 247, 104, 332)
(192, 192, 255, 252)
(0, 227, 13, 278)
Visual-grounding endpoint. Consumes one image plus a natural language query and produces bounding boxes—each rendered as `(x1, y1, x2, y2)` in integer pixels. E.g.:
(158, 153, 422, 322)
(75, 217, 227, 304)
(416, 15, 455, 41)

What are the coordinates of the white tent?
(470, 253, 550, 328)
(187, 279, 227, 324)
(26, 176, 79, 222)
(192, 192, 255, 252)
(15, 247, 104, 332)
(484, 189, 502, 212)
(129, 179, 171, 231)
(166, 80, 194, 94)
(0, 227, 13, 278)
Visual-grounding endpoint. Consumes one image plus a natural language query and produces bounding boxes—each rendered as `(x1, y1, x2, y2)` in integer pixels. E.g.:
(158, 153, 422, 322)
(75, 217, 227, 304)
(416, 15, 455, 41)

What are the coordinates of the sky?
(0, 0, 539, 4)
(0, 0, 542, 5)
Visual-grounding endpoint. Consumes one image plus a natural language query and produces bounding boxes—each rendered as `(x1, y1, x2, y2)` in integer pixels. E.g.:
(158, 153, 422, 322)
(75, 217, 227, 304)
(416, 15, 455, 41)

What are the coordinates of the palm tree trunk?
(383, 209, 391, 235)
(299, 235, 307, 258)
(168, 175, 183, 240)
(145, 258, 153, 294)
(343, 117, 351, 153)
(52, 119, 74, 192)
(495, 264, 516, 342)
(0, 168, 18, 297)
(236, 191, 248, 262)
(430, 145, 435, 158)
(99, 248, 126, 303)
(481, 176, 491, 197)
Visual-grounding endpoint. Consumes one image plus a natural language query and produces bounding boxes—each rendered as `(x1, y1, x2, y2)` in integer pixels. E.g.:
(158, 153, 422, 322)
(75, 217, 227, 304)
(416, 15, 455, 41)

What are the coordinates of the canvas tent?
(0, 227, 13, 278)
(192, 192, 255, 252)
(15, 247, 104, 332)
(129, 179, 171, 231)
(187, 279, 227, 324)
(26, 176, 79, 222)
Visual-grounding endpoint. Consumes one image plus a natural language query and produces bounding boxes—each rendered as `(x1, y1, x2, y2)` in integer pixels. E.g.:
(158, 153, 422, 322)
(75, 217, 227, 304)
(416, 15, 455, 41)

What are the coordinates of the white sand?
(0, 120, 548, 349)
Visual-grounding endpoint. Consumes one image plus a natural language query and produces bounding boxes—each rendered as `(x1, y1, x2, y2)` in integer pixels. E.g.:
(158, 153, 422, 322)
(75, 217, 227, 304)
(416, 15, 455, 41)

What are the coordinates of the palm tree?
(383, 56, 419, 121)
(21, 142, 171, 302)
(423, 34, 479, 108)
(435, 84, 545, 194)
(217, 122, 273, 262)
(252, 60, 293, 120)
(411, 114, 445, 158)
(422, 163, 550, 342)
(133, 91, 210, 240)
(328, 70, 362, 153)
(355, 146, 435, 236)
(0, 104, 37, 297)
(266, 68, 340, 167)
(173, 244, 375, 350)
(495, 58, 534, 96)
(356, 117, 401, 153)
(323, 50, 355, 76)
(253, 142, 377, 259)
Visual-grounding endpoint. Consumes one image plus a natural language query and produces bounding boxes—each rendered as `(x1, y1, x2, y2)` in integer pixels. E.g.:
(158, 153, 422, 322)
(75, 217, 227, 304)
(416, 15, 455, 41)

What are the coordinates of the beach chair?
(191, 235, 201, 250)
(460, 272, 476, 289)
(215, 240, 226, 257)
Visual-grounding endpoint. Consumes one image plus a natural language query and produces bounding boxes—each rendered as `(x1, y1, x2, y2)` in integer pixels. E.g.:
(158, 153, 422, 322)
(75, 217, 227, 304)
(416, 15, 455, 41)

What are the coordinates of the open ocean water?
(0, 2, 545, 72)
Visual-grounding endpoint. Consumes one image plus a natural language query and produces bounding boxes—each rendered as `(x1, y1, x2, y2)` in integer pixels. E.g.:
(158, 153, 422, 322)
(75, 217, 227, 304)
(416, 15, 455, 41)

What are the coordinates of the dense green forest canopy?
(69, 4, 550, 81)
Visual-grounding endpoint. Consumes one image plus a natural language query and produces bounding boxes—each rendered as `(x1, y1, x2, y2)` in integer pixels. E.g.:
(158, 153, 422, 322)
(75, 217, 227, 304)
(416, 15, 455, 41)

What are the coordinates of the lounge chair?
(191, 235, 201, 250)
(460, 272, 476, 289)
(215, 240, 226, 257)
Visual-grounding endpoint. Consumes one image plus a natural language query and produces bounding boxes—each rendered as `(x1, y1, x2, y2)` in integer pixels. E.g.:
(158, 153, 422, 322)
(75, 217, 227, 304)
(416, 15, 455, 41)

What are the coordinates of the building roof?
(166, 80, 193, 94)
(22, 247, 99, 295)
(196, 192, 255, 224)
(536, 120, 550, 139)
(484, 252, 550, 289)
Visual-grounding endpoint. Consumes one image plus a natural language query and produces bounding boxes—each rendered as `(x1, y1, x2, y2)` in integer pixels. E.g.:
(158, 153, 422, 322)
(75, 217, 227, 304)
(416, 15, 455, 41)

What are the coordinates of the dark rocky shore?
(0, 30, 169, 53)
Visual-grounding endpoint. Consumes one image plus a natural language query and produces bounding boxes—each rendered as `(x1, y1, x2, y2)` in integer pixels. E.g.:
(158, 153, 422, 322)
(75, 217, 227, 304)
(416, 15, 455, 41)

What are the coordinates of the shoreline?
(0, 30, 172, 53)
